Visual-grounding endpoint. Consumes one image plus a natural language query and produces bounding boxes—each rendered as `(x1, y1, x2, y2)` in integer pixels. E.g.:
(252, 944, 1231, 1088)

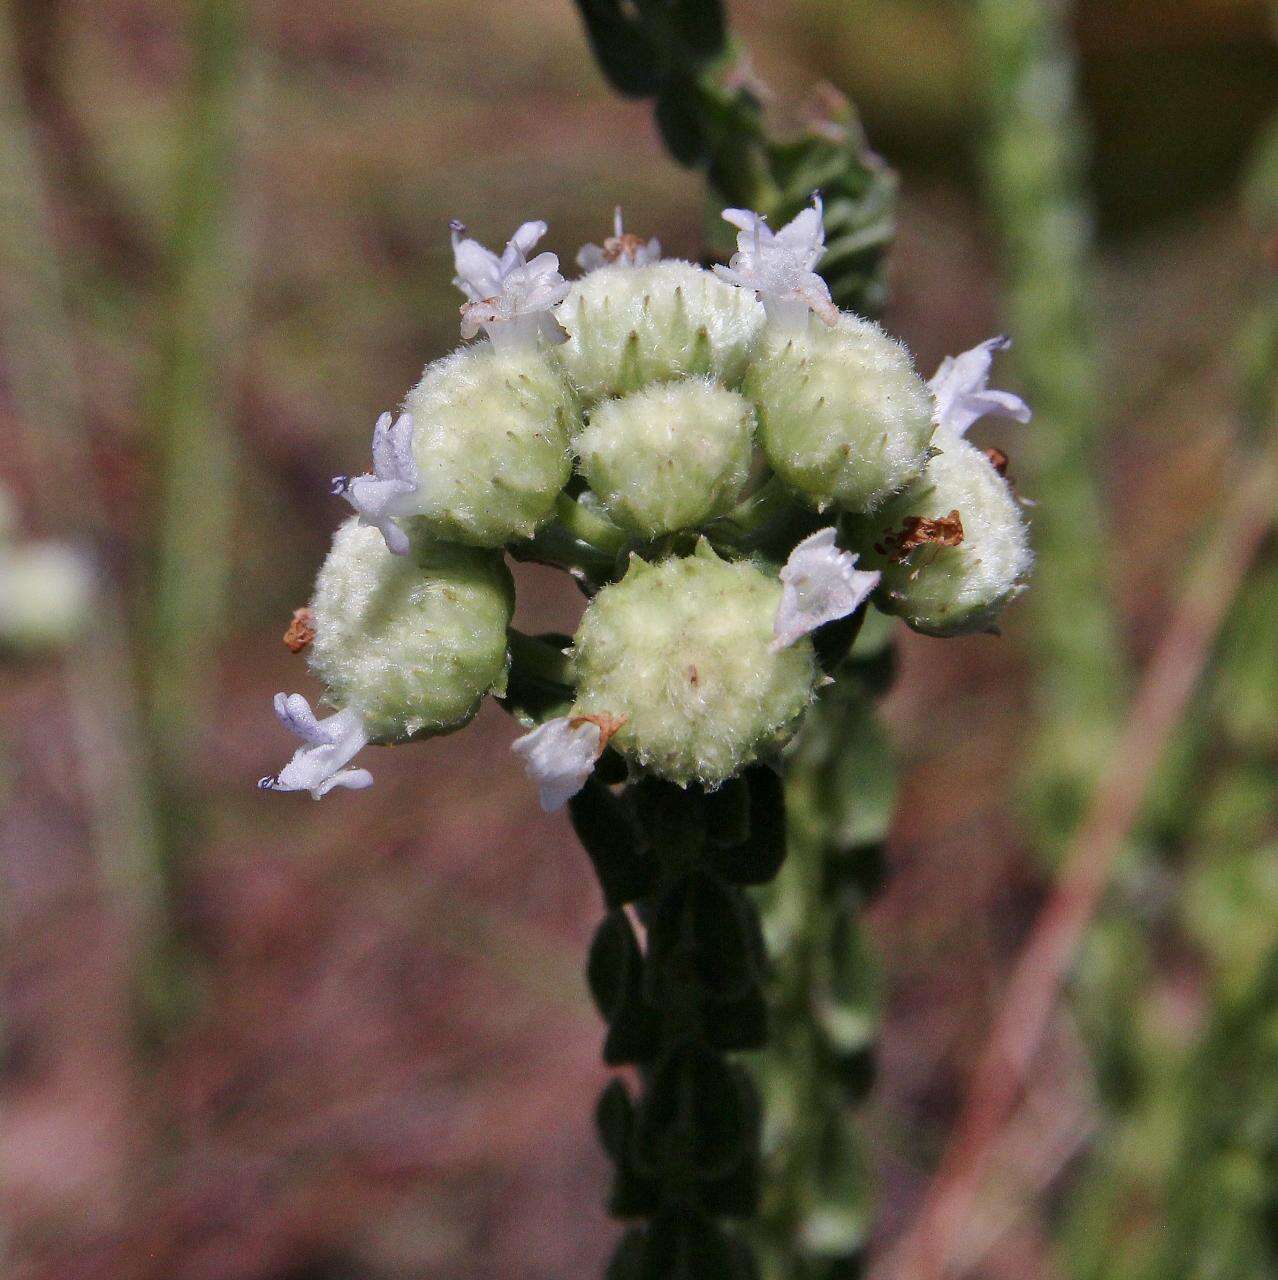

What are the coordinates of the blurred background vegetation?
(0, 1, 1274, 1278)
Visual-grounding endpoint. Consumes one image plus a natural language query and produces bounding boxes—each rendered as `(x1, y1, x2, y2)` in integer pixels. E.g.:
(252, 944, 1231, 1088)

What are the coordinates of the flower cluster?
(261, 204, 1031, 807)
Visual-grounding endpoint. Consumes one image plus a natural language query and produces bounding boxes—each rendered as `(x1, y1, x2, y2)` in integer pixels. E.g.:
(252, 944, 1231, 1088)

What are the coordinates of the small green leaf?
(571, 776, 654, 907)
(702, 984, 768, 1052)
(642, 1209, 743, 1280)
(655, 81, 707, 167)
(669, 0, 727, 60)
(705, 775, 751, 849)
(588, 910, 642, 1024)
(634, 1043, 754, 1181)
(574, 0, 665, 98)
(646, 871, 759, 1003)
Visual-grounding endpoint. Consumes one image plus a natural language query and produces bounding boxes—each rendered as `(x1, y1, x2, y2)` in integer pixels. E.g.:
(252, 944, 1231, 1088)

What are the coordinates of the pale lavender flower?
(714, 195, 839, 328)
(258, 694, 373, 799)
(576, 207, 663, 272)
(332, 411, 419, 556)
(451, 219, 571, 353)
(771, 527, 880, 652)
(511, 715, 606, 812)
(929, 336, 1032, 438)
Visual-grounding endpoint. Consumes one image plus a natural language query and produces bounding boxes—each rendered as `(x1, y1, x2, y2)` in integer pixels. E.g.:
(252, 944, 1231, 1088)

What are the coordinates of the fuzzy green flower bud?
(571, 543, 816, 786)
(555, 261, 766, 403)
(575, 378, 756, 537)
(857, 435, 1032, 636)
(402, 342, 577, 547)
(308, 516, 514, 740)
(744, 313, 933, 514)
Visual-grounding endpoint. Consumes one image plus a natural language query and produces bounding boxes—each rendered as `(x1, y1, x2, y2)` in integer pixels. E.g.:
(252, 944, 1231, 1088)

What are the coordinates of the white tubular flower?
(929, 336, 1032, 438)
(771, 527, 880, 652)
(511, 715, 604, 812)
(576, 207, 663, 272)
(258, 694, 373, 799)
(713, 195, 838, 329)
(450, 218, 571, 353)
(332, 412, 419, 556)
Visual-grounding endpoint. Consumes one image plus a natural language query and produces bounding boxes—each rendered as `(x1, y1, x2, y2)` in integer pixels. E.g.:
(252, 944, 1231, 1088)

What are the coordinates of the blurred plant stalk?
(143, 0, 251, 1026)
(0, 1, 164, 977)
(756, 645, 894, 1279)
(975, 0, 1129, 849)
(1059, 126, 1278, 1280)
(881, 5, 1278, 1278)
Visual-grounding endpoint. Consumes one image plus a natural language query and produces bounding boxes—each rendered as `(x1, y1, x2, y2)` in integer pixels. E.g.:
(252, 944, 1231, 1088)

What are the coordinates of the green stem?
(553, 490, 631, 556)
(974, 0, 1128, 850)
(507, 628, 573, 689)
(142, 0, 249, 1025)
(576, 772, 789, 1277)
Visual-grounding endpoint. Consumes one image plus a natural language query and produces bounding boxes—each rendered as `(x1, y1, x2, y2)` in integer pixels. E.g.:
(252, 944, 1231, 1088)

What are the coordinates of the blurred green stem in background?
(0, 0, 164, 990)
(1059, 127, 1278, 1280)
(973, 0, 1128, 851)
(143, 0, 250, 1028)
(755, 628, 896, 1280)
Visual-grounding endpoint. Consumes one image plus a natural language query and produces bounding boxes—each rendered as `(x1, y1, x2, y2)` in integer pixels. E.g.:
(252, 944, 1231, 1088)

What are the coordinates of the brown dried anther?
(984, 447, 1009, 477)
(283, 607, 315, 654)
(878, 509, 965, 561)
(603, 233, 651, 265)
(569, 712, 628, 754)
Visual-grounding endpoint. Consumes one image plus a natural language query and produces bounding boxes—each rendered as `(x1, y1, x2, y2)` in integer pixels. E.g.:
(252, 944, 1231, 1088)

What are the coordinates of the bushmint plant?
(257, 198, 1034, 1276)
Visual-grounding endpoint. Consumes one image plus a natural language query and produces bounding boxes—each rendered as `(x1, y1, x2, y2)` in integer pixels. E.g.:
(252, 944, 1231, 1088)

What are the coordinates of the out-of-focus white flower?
(928, 336, 1032, 438)
(332, 412, 419, 556)
(258, 694, 373, 799)
(576, 207, 662, 272)
(0, 541, 95, 649)
(714, 195, 838, 328)
(511, 715, 607, 812)
(771, 527, 880, 652)
(451, 219, 571, 353)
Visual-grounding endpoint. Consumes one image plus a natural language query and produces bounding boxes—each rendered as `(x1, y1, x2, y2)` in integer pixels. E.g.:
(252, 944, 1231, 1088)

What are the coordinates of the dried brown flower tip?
(881, 509, 965, 561)
(283, 607, 315, 654)
(569, 711, 629, 752)
(603, 233, 650, 265)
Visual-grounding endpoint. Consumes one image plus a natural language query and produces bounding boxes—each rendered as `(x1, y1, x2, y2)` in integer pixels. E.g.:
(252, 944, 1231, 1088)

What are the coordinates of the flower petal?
(261, 699, 372, 800)
(928, 336, 1032, 438)
(449, 218, 568, 349)
(717, 195, 836, 327)
(772, 527, 880, 651)
(511, 715, 602, 812)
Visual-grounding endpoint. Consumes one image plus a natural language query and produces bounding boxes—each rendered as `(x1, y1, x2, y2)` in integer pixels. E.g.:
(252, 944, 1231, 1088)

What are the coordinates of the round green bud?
(744, 313, 934, 514)
(571, 543, 816, 786)
(575, 378, 756, 538)
(308, 517, 514, 740)
(403, 342, 577, 547)
(555, 261, 766, 403)
(858, 434, 1032, 636)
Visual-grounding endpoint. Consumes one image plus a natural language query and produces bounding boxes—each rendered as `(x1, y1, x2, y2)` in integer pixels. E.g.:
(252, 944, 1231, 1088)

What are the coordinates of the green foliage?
(572, 0, 896, 314)
(752, 616, 896, 1280)
(576, 768, 796, 1278)
(1056, 112, 1278, 1280)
